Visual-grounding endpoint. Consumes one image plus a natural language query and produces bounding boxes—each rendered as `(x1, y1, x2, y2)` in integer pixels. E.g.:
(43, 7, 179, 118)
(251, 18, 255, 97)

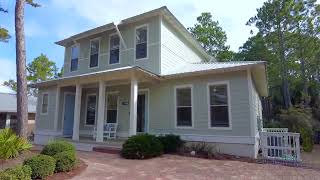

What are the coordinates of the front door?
(137, 94, 146, 133)
(63, 93, 75, 137)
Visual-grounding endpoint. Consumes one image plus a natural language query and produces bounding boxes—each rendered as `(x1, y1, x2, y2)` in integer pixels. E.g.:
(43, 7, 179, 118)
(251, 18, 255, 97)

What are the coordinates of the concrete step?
(92, 146, 121, 154)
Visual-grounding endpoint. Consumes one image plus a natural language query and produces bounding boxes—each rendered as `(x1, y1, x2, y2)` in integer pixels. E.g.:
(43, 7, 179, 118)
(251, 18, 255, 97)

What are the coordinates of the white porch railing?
(262, 128, 288, 133)
(260, 131, 301, 162)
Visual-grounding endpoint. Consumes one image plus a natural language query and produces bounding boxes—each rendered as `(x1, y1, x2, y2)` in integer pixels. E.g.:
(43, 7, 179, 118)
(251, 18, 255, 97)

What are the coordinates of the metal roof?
(0, 93, 37, 113)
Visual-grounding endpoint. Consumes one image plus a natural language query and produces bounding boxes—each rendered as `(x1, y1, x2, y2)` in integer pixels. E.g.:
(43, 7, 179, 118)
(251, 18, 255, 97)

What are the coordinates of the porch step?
(92, 146, 121, 154)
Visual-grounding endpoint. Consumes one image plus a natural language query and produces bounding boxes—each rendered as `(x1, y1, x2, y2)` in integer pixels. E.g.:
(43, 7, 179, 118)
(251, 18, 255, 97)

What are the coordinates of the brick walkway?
(73, 151, 320, 180)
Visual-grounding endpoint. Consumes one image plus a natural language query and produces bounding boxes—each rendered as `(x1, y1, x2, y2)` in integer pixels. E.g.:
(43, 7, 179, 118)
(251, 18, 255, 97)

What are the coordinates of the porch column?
(5, 113, 10, 128)
(53, 85, 60, 131)
(72, 84, 82, 141)
(129, 78, 138, 136)
(96, 81, 106, 142)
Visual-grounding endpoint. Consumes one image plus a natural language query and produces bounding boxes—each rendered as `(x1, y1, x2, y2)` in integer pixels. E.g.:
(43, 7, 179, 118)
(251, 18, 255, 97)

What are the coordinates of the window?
(106, 93, 118, 123)
(135, 26, 147, 59)
(90, 39, 99, 68)
(109, 34, 120, 64)
(41, 93, 49, 114)
(85, 94, 97, 126)
(70, 46, 79, 72)
(175, 86, 192, 127)
(208, 83, 230, 128)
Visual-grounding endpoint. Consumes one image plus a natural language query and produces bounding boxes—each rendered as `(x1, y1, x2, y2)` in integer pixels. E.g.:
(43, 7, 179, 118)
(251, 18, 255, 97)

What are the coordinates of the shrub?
(300, 128, 313, 152)
(23, 154, 56, 179)
(0, 165, 32, 180)
(182, 142, 217, 158)
(157, 134, 184, 153)
(121, 134, 163, 159)
(0, 128, 32, 160)
(41, 140, 75, 156)
(53, 150, 77, 172)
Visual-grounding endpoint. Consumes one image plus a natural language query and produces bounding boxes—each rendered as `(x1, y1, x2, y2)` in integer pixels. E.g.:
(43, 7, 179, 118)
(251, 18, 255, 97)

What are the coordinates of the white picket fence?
(260, 131, 301, 162)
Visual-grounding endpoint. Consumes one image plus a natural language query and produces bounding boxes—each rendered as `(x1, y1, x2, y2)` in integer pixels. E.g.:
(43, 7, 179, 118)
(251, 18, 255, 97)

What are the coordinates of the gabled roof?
(55, 6, 212, 61)
(0, 93, 37, 113)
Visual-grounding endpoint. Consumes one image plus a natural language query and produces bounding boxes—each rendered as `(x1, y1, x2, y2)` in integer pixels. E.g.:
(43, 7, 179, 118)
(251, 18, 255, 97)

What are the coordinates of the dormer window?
(109, 34, 120, 64)
(135, 25, 148, 60)
(90, 39, 99, 68)
(70, 45, 79, 72)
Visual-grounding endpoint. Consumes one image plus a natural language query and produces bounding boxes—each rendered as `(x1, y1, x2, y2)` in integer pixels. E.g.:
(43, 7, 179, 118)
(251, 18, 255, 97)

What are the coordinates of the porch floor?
(58, 136, 126, 151)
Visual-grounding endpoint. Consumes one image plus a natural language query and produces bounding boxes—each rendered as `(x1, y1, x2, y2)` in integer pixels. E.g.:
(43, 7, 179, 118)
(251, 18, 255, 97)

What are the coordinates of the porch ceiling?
(31, 66, 161, 88)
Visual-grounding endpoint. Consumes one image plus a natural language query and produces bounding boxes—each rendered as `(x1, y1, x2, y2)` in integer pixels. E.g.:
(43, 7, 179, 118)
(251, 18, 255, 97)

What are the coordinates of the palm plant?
(0, 128, 32, 160)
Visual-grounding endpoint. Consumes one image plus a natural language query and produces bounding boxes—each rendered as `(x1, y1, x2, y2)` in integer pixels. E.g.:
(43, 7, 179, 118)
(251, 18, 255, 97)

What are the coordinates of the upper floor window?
(109, 34, 120, 64)
(175, 85, 193, 128)
(208, 82, 230, 128)
(41, 93, 49, 114)
(90, 39, 99, 68)
(135, 26, 147, 60)
(70, 46, 79, 72)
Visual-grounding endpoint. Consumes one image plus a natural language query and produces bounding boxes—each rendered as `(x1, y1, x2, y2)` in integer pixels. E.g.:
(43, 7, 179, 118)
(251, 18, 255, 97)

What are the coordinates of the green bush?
(0, 165, 32, 180)
(300, 128, 313, 152)
(53, 150, 77, 172)
(121, 134, 163, 159)
(157, 134, 184, 153)
(23, 154, 56, 179)
(41, 140, 75, 156)
(0, 128, 32, 160)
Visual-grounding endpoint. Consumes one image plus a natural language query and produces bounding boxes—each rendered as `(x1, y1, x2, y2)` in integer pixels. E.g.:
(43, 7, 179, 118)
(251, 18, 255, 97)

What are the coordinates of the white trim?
(108, 33, 121, 66)
(134, 24, 149, 61)
(105, 91, 119, 124)
(174, 84, 194, 129)
(179, 134, 256, 144)
(138, 88, 150, 133)
(84, 93, 98, 127)
(207, 81, 232, 130)
(53, 86, 60, 131)
(62, 92, 75, 135)
(88, 38, 101, 69)
(40, 92, 49, 115)
(70, 44, 80, 72)
(247, 68, 255, 136)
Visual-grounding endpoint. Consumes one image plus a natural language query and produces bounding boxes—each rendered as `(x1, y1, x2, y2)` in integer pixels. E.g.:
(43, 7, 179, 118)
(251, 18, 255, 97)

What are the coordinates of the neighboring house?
(33, 6, 267, 158)
(0, 86, 37, 135)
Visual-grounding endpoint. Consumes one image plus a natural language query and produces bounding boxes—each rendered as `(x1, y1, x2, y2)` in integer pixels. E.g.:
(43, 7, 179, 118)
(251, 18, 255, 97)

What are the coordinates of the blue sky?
(0, 0, 266, 83)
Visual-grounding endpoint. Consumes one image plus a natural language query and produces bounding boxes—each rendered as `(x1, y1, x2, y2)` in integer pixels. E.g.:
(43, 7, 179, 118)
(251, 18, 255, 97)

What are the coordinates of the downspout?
(114, 22, 127, 49)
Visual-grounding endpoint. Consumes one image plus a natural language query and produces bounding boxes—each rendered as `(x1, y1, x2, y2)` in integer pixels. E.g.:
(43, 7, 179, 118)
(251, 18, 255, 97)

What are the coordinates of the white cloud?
(0, 58, 16, 84)
(50, 0, 265, 51)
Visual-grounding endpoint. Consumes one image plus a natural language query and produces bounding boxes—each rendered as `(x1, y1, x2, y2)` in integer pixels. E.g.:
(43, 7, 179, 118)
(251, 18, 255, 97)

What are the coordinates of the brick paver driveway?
(73, 151, 320, 180)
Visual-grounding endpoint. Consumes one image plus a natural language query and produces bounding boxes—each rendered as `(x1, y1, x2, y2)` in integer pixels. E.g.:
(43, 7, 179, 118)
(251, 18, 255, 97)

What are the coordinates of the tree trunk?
(15, 0, 28, 137)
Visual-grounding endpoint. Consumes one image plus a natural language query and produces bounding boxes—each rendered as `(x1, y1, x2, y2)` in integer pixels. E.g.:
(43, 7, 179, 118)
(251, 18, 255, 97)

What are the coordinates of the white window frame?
(174, 84, 194, 129)
(105, 91, 119, 124)
(70, 44, 80, 72)
(85, 93, 98, 126)
(134, 24, 149, 61)
(207, 81, 232, 130)
(108, 33, 121, 65)
(41, 93, 49, 115)
(89, 38, 100, 69)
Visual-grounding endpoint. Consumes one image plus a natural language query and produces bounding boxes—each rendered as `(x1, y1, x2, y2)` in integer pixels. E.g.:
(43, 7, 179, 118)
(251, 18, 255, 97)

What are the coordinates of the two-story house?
(33, 6, 267, 158)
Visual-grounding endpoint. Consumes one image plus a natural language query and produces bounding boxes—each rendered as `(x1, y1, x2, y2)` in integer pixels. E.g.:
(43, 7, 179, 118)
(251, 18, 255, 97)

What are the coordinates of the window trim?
(134, 24, 149, 61)
(105, 91, 119, 124)
(207, 81, 232, 130)
(174, 84, 194, 129)
(85, 93, 98, 126)
(88, 38, 100, 69)
(108, 33, 121, 66)
(70, 44, 80, 72)
(41, 93, 49, 115)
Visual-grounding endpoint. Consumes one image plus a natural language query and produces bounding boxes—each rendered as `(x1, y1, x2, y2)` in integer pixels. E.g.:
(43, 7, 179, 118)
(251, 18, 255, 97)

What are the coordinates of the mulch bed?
(47, 159, 87, 180)
(178, 152, 258, 163)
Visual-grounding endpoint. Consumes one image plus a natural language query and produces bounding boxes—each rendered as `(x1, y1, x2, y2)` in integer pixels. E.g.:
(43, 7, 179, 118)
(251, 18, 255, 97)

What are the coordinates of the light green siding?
(63, 16, 161, 77)
(36, 87, 57, 130)
(149, 70, 252, 137)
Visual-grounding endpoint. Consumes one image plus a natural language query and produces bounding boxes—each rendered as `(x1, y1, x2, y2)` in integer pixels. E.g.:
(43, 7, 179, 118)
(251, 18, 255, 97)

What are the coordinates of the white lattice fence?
(262, 128, 288, 133)
(260, 131, 301, 162)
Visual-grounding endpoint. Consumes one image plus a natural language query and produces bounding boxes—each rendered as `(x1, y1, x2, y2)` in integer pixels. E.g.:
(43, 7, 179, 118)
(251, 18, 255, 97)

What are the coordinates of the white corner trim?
(174, 84, 194, 129)
(207, 81, 232, 130)
(84, 93, 98, 126)
(134, 24, 149, 61)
